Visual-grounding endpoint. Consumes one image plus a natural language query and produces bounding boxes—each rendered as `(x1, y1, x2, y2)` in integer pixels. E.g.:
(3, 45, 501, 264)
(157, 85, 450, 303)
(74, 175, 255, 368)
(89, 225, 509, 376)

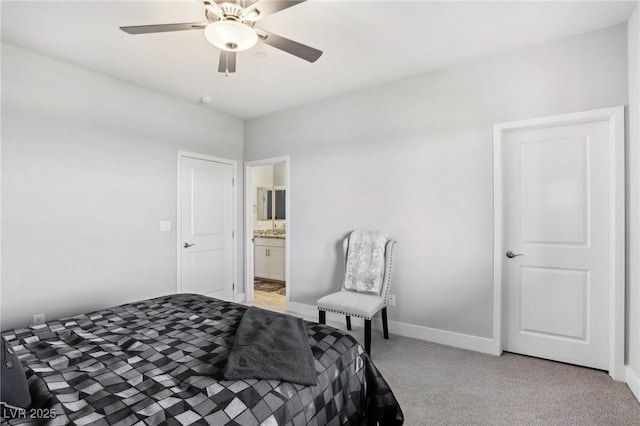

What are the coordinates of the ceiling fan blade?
(218, 50, 237, 75)
(256, 29, 322, 63)
(120, 22, 208, 35)
(203, 1, 223, 19)
(241, 0, 306, 21)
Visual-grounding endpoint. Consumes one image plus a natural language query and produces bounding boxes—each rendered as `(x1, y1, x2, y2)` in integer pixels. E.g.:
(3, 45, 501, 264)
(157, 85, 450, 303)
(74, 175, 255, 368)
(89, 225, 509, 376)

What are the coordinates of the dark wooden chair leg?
(382, 307, 389, 339)
(346, 315, 352, 330)
(319, 310, 326, 324)
(364, 319, 371, 355)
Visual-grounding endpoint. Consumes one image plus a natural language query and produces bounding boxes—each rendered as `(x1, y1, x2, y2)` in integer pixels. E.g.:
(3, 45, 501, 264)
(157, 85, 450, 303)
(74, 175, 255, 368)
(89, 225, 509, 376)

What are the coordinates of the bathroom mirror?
(257, 187, 272, 221)
(274, 189, 286, 220)
(257, 187, 286, 221)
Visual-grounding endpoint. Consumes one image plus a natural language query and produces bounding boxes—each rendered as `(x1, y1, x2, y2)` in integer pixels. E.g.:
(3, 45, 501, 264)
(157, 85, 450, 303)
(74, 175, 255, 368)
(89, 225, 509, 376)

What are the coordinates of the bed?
(1, 294, 403, 425)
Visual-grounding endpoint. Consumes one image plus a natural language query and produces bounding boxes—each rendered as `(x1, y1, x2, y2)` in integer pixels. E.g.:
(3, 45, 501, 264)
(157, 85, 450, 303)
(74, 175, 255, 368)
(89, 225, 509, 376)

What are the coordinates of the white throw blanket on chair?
(344, 230, 388, 294)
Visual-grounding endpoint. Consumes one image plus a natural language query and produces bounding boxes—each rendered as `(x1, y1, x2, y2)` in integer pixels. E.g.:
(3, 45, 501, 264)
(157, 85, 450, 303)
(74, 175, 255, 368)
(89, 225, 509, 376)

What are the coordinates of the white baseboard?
(627, 366, 640, 402)
(389, 318, 499, 355)
(235, 292, 246, 304)
(286, 301, 499, 356)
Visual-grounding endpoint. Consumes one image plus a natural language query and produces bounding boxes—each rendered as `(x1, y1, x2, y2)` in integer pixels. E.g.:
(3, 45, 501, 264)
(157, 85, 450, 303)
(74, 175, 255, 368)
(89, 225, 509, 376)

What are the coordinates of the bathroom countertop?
(254, 233, 286, 239)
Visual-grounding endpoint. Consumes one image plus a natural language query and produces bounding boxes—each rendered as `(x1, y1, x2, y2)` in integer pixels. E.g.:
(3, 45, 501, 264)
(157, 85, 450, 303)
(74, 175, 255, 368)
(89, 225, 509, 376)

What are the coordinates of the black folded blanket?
(223, 307, 317, 386)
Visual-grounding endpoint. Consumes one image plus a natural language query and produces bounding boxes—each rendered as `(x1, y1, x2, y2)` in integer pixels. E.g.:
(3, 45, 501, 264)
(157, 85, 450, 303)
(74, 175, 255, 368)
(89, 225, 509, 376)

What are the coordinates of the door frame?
(492, 106, 625, 380)
(176, 151, 238, 301)
(244, 156, 291, 305)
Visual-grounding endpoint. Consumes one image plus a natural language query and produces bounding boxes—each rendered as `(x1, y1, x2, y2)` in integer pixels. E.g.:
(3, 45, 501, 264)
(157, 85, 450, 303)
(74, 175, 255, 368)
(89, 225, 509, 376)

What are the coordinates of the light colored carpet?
(348, 329, 640, 425)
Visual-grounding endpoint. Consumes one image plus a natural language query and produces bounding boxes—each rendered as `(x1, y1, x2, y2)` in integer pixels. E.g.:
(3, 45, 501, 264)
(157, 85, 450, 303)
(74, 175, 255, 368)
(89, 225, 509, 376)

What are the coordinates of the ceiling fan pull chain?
(225, 51, 230, 77)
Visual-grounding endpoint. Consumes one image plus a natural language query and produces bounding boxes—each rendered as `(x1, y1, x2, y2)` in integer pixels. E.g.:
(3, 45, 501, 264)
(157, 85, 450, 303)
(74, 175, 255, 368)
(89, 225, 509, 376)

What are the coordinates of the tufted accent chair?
(317, 235, 397, 355)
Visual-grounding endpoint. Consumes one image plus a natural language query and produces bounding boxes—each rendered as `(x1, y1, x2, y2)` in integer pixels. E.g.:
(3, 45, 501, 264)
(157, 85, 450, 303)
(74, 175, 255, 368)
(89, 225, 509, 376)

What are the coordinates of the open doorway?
(244, 157, 290, 313)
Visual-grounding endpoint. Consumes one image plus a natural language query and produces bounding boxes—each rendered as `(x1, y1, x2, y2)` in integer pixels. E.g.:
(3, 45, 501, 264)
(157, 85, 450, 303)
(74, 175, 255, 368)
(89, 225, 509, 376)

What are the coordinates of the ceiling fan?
(120, 0, 322, 76)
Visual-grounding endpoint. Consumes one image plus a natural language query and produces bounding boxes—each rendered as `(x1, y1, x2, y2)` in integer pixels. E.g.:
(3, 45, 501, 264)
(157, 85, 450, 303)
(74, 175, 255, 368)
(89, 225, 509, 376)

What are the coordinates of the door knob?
(506, 250, 524, 259)
(183, 242, 196, 248)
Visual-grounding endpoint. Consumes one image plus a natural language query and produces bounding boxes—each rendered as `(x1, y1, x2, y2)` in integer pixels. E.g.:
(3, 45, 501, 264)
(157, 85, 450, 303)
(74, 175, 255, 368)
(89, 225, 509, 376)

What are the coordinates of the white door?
(501, 116, 612, 370)
(180, 156, 234, 301)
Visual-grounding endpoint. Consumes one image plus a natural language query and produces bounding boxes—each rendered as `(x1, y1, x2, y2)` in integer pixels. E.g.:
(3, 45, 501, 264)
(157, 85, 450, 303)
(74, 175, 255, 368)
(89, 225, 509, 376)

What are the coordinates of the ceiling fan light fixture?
(204, 20, 257, 52)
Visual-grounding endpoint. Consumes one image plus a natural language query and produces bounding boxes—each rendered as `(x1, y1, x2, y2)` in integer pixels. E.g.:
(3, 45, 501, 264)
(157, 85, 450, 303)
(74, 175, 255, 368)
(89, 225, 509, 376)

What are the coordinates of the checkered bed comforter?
(1, 294, 403, 425)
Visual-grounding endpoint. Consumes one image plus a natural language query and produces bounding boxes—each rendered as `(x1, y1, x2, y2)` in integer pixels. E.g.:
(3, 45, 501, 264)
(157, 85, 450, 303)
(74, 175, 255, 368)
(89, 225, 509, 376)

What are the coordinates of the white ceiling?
(1, 1, 636, 119)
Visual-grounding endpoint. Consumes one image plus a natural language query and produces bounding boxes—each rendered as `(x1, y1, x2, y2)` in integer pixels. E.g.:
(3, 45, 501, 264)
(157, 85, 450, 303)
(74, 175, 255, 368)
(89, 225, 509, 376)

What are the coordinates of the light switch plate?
(389, 294, 396, 306)
(160, 221, 171, 232)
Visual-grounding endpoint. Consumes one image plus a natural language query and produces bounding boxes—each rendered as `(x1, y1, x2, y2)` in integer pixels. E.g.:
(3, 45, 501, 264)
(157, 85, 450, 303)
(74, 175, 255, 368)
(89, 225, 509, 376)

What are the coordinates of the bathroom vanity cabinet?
(254, 237, 285, 281)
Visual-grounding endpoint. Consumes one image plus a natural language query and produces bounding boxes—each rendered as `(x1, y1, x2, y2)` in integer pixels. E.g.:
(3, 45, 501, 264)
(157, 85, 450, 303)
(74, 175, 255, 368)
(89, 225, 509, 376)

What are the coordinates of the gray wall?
(1, 43, 244, 330)
(627, 4, 640, 383)
(2, 19, 636, 378)
(244, 25, 628, 339)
